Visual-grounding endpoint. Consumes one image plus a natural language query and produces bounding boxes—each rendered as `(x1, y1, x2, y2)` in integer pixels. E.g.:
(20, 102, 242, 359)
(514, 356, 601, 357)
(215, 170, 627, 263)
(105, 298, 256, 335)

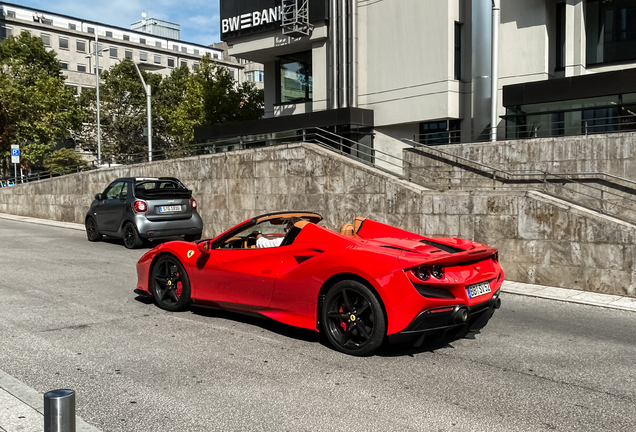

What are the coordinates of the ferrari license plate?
(159, 205, 182, 213)
(466, 281, 491, 299)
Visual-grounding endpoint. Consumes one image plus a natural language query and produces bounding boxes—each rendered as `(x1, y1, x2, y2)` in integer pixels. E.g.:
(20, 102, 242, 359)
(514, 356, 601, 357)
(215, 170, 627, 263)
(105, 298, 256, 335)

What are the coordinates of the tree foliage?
(74, 58, 165, 162)
(0, 32, 82, 171)
(43, 147, 89, 174)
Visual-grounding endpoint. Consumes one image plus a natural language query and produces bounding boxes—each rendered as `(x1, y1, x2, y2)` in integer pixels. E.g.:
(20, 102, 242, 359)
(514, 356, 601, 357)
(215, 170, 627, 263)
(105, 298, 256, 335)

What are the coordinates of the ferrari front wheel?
(151, 255, 192, 312)
(322, 280, 386, 356)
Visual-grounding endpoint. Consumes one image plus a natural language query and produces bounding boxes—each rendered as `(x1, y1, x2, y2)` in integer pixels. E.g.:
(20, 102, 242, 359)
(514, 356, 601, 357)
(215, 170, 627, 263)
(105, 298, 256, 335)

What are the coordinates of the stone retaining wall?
(1, 142, 634, 297)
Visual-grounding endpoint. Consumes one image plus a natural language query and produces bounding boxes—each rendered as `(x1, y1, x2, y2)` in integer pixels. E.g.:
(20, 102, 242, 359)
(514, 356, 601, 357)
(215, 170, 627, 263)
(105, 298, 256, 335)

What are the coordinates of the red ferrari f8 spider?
(135, 211, 504, 356)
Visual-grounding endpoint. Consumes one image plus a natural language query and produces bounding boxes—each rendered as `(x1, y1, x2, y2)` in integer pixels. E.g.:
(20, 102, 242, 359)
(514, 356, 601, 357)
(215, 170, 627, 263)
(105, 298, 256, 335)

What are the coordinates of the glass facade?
(279, 51, 312, 103)
(587, 0, 636, 65)
(505, 93, 636, 139)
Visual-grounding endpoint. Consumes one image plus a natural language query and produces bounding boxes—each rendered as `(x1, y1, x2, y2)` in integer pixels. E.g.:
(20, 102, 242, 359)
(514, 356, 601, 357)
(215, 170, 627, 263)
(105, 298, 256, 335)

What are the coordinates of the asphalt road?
(1, 218, 635, 432)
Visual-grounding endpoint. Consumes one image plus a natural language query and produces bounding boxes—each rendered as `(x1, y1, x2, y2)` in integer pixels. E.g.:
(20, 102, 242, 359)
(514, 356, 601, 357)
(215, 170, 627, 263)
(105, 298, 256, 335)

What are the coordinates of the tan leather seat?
(340, 223, 354, 236)
(353, 217, 366, 234)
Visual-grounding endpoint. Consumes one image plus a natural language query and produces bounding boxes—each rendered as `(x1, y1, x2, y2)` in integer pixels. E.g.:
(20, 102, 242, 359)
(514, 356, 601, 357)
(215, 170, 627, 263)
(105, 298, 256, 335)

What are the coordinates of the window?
(59, 37, 68, 50)
(92, 42, 103, 53)
(125, 49, 132, 59)
(246, 70, 265, 82)
(7, 10, 16, 18)
(109, 47, 117, 57)
(87, 27, 94, 34)
(65, 84, 78, 95)
(41, 33, 50, 47)
(154, 55, 161, 64)
(140, 51, 147, 62)
(81, 86, 93, 93)
(61, 61, 69, 70)
(140, 37, 146, 44)
(180, 60, 187, 67)
(454, 22, 462, 80)
(0, 26, 12, 41)
(77, 40, 85, 52)
(279, 51, 312, 103)
(123, 34, 130, 41)
(586, 0, 636, 65)
(213, 53, 219, 59)
(156, 41, 161, 48)
(194, 49, 199, 55)
(68, 23, 76, 30)
(77, 64, 87, 73)
(419, 120, 461, 145)
(173, 44, 179, 51)
(556, 3, 566, 70)
(104, 182, 125, 200)
(93, 67, 103, 75)
(181, 46, 187, 53)
(106, 31, 112, 38)
(168, 58, 175, 67)
(42, 18, 52, 25)
(193, 62, 200, 70)
(230, 69, 235, 79)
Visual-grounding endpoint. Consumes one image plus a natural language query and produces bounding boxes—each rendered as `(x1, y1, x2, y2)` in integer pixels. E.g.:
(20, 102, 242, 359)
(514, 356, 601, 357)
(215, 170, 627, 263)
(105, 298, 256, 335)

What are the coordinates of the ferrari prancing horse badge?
(187, 250, 195, 258)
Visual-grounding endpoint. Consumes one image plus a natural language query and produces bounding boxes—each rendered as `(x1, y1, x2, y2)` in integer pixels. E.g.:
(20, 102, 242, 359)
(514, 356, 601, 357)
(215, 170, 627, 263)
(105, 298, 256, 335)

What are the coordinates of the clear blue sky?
(7, 0, 221, 45)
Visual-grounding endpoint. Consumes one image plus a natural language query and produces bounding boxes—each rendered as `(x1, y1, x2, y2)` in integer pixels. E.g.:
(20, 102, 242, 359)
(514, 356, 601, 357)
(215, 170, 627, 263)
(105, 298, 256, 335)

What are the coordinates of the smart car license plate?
(159, 205, 182, 213)
(466, 281, 491, 298)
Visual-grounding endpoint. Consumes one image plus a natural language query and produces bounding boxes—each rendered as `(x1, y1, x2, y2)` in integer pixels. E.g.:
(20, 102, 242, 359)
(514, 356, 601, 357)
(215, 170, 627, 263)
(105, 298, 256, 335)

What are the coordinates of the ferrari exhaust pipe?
(453, 307, 468, 324)
(494, 297, 501, 309)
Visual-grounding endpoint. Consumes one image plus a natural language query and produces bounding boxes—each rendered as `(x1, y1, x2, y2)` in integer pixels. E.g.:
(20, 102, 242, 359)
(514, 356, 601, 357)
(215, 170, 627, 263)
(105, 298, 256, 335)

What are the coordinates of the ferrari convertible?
(135, 211, 504, 356)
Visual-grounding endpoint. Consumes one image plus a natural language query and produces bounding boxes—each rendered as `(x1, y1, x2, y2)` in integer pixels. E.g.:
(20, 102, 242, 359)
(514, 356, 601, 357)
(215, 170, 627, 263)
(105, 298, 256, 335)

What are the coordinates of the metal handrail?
(401, 138, 636, 221)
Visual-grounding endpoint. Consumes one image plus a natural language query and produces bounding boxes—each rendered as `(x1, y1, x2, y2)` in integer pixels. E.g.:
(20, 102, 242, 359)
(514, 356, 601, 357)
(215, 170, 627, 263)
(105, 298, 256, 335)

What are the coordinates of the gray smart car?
(85, 177, 203, 249)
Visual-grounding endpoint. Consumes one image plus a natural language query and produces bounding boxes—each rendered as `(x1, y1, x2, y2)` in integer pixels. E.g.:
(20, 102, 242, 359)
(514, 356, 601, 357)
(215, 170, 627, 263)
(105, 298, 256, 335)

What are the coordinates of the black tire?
(85, 217, 102, 242)
(184, 233, 202, 242)
(123, 222, 143, 249)
(150, 255, 192, 311)
(322, 280, 386, 356)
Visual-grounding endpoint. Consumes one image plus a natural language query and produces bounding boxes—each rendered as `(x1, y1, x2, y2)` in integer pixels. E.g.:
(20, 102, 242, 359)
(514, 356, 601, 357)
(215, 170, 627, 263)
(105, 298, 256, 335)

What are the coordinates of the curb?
(0, 212, 84, 231)
(0, 369, 101, 432)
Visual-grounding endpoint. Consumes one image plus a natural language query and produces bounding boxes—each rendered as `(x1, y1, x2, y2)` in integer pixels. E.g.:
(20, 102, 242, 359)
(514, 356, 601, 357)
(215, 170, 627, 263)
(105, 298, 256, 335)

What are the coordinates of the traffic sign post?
(11, 145, 19, 183)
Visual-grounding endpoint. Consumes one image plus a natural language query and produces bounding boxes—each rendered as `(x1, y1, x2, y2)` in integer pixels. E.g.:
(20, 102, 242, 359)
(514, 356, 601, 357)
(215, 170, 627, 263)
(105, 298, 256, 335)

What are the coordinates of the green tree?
(75, 58, 165, 162)
(43, 147, 89, 174)
(0, 31, 82, 173)
(163, 55, 264, 147)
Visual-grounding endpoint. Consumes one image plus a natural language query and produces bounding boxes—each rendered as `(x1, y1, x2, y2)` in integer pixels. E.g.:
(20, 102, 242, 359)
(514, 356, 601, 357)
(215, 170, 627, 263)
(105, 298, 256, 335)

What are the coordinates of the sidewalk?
(1, 212, 635, 432)
(0, 369, 100, 432)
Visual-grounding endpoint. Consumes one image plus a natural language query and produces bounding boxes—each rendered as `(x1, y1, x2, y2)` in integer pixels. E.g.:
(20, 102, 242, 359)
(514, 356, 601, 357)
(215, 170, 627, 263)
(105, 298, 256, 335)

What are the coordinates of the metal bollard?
(44, 389, 76, 432)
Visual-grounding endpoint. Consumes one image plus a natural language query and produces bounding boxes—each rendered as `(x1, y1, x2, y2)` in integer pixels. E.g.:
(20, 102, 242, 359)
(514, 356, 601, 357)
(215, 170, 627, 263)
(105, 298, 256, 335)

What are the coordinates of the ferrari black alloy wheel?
(123, 222, 143, 249)
(151, 255, 192, 312)
(322, 280, 386, 356)
(85, 217, 102, 242)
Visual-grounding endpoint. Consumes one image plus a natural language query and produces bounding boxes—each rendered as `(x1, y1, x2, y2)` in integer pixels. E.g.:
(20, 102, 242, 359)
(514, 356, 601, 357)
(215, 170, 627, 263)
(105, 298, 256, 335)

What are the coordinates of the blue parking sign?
(11, 145, 19, 163)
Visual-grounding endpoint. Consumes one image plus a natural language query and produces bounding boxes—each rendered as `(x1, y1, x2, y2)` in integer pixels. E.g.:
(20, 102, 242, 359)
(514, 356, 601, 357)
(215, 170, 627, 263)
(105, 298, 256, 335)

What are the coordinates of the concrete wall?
(1, 142, 634, 298)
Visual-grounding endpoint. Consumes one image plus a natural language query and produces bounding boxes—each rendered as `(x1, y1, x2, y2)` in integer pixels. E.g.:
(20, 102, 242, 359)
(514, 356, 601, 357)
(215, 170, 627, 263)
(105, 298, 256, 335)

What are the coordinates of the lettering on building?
(221, 6, 282, 34)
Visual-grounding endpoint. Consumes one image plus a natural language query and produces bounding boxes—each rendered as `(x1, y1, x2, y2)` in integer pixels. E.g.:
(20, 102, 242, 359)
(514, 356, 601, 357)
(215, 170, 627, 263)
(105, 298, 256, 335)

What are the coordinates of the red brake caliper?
(339, 304, 347, 331)
(176, 271, 183, 297)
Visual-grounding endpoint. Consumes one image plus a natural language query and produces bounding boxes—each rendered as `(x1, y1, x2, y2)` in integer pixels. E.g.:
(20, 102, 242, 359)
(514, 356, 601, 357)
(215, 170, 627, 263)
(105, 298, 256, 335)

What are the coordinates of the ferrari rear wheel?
(151, 255, 192, 312)
(322, 280, 386, 356)
(85, 217, 102, 242)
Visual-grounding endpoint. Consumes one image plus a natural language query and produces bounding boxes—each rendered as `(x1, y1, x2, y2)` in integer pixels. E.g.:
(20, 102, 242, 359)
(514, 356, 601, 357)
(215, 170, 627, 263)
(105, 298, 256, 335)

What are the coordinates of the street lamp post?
(85, 30, 109, 166)
(133, 63, 153, 163)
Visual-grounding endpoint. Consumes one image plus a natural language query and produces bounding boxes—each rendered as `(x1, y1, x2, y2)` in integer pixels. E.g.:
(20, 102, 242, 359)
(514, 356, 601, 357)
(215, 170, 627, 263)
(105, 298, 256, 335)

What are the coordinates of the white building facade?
(0, 1, 242, 97)
(197, 0, 636, 164)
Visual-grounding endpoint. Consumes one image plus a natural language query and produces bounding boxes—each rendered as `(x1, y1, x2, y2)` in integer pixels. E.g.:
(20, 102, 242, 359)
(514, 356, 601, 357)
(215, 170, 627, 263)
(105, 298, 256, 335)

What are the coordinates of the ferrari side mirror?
(197, 240, 211, 254)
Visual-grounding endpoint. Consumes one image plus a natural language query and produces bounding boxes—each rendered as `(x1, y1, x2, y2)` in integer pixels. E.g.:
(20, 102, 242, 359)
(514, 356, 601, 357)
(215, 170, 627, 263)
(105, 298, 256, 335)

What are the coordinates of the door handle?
(261, 269, 272, 275)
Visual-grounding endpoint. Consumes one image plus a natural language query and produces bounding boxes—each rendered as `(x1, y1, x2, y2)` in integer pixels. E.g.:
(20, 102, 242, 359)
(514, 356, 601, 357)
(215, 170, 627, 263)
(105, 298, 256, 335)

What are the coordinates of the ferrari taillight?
(416, 266, 430, 281)
(431, 264, 445, 279)
(133, 200, 147, 212)
(190, 198, 197, 210)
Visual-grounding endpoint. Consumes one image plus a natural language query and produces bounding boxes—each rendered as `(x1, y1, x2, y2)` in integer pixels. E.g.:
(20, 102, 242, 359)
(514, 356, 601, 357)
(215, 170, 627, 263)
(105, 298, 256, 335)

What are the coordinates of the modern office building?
(131, 17, 180, 40)
(197, 0, 636, 165)
(0, 1, 242, 97)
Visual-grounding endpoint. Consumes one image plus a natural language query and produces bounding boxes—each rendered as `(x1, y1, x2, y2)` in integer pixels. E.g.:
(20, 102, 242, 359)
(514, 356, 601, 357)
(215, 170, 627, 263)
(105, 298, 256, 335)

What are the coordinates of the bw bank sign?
(220, 0, 327, 41)
(221, 6, 282, 35)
